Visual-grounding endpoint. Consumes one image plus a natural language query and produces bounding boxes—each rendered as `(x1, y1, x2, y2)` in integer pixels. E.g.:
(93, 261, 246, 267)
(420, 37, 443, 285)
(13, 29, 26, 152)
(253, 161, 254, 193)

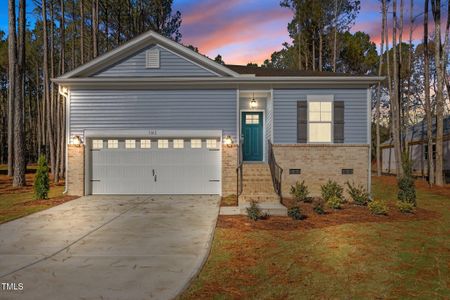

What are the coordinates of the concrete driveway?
(0, 195, 220, 300)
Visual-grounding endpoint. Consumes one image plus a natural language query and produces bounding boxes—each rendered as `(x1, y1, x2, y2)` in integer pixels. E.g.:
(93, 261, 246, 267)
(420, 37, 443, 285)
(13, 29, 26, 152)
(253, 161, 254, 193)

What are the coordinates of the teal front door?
(242, 112, 263, 161)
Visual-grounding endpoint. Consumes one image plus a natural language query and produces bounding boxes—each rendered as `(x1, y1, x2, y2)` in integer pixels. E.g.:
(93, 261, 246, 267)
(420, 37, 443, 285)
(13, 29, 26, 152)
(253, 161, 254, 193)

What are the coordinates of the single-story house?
(381, 115, 450, 182)
(53, 30, 382, 206)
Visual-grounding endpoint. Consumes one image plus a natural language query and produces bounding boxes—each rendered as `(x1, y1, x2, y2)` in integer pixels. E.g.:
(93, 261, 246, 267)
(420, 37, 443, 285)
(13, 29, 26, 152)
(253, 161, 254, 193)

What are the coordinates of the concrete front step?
(239, 193, 280, 203)
(239, 202, 288, 216)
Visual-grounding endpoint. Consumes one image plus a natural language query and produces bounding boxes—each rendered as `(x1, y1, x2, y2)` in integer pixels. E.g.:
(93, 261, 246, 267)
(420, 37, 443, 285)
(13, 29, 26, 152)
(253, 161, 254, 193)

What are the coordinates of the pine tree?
(34, 155, 50, 200)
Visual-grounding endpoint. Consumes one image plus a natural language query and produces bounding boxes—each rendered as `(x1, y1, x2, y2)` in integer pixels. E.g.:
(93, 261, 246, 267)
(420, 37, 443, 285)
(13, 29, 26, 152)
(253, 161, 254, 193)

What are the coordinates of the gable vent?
(146, 48, 160, 68)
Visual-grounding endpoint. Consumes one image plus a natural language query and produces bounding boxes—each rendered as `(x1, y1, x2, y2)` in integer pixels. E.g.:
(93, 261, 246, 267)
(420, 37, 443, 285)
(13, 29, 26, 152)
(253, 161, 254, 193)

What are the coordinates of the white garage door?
(90, 138, 221, 194)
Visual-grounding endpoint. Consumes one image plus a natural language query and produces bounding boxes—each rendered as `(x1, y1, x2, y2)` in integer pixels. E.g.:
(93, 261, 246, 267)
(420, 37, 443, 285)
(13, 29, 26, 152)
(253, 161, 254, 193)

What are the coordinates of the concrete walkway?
(0, 195, 220, 300)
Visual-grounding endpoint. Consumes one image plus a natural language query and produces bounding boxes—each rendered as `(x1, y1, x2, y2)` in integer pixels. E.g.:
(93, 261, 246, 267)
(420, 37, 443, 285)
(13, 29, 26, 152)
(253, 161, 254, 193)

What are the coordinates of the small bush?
(34, 155, 50, 200)
(246, 201, 268, 221)
(288, 206, 306, 220)
(326, 195, 343, 209)
(290, 181, 310, 202)
(368, 199, 388, 215)
(321, 180, 344, 202)
(313, 199, 326, 215)
(346, 181, 370, 206)
(397, 201, 415, 213)
(397, 152, 416, 206)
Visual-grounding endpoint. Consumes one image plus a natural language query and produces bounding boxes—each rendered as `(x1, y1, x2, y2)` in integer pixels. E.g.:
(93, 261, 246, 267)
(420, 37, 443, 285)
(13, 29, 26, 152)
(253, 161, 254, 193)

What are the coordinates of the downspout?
(367, 87, 372, 194)
(58, 85, 69, 194)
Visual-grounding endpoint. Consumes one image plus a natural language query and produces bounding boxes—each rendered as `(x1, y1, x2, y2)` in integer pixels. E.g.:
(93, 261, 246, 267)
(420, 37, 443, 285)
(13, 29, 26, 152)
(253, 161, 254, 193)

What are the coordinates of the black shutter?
(297, 101, 307, 143)
(334, 101, 345, 143)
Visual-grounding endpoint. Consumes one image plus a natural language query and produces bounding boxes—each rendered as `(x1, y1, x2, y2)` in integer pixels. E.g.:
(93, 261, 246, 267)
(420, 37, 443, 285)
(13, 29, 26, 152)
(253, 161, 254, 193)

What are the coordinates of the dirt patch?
(217, 201, 439, 232)
(375, 175, 450, 198)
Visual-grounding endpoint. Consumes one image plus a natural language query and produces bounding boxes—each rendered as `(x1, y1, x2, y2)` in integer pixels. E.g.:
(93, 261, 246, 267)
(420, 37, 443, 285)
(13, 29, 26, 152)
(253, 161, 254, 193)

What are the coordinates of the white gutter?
(58, 86, 70, 194)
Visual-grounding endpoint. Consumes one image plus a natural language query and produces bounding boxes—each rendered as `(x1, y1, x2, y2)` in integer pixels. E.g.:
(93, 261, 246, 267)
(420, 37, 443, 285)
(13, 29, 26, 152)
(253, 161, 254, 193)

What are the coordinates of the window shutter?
(297, 101, 307, 143)
(333, 101, 345, 143)
(146, 48, 160, 68)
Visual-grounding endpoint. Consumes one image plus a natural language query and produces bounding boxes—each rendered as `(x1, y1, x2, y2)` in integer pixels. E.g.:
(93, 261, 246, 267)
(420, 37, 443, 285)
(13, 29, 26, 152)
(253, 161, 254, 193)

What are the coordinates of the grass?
(181, 176, 450, 299)
(0, 165, 77, 224)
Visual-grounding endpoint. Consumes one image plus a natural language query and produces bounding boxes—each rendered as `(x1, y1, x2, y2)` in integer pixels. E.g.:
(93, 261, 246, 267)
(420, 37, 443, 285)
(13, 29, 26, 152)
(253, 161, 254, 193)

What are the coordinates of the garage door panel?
(90, 137, 221, 195)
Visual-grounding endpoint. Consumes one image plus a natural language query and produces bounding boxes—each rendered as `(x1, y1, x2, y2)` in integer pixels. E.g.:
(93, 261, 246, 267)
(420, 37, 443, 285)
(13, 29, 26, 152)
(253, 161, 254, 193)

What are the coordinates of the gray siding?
(93, 45, 217, 77)
(70, 89, 237, 139)
(273, 89, 368, 144)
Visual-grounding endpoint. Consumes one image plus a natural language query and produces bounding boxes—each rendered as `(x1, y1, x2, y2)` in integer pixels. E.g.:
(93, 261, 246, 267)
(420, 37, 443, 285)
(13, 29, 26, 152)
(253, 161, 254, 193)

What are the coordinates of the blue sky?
(0, 0, 430, 64)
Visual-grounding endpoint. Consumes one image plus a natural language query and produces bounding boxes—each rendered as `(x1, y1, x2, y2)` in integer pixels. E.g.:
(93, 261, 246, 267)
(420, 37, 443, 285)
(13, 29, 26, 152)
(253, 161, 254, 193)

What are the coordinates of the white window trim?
(306, 95, 334, 144)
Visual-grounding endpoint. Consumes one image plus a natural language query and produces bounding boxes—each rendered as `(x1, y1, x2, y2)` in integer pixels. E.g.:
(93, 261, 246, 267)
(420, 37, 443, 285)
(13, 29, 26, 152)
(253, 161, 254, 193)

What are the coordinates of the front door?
(242, 112, 263, 161)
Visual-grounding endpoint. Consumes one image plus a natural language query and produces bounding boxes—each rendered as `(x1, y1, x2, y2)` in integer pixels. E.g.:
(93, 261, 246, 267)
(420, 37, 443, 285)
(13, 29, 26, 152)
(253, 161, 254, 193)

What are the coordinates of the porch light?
(71, 135, 83, 146)
(250, 93, 257, 109)
(224, 135, 233, 146)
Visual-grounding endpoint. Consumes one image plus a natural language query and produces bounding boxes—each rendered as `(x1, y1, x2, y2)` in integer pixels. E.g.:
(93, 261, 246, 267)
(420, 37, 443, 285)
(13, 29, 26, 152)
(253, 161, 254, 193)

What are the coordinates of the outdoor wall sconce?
(224, 135, 233, 147)
(250, 93, 257, 109)
(71, 135, 83, 146)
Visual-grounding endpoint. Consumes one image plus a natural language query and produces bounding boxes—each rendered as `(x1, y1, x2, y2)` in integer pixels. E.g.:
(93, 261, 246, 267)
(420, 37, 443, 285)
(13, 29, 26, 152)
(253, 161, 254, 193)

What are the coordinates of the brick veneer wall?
(273, 144, 369, 198)
(222, 144, 238, 196)
(67, 144, 85, 196)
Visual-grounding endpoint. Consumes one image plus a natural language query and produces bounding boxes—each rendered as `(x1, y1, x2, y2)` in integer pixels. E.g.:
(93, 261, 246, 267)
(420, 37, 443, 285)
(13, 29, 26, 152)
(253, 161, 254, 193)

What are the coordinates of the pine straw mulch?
(218, 200, 439, 232)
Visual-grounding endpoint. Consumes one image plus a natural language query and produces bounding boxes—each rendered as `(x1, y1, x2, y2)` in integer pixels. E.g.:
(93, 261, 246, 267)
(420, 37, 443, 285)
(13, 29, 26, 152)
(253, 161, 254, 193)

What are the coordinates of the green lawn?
(182, 177, 450, 299)
(0, 185, 67, 224)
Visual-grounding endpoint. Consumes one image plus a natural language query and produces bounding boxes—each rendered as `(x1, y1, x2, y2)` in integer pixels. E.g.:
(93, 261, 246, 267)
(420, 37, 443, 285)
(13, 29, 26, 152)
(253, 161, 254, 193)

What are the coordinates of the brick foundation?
(222, 145, 238, 196)
(273, 144, 369, 198)
(67, 144, 85, 196)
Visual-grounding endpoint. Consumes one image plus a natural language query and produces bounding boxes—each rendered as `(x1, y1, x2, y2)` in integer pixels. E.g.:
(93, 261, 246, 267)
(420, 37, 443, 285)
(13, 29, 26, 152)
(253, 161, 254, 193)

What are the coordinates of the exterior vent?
(342, 169, 354, 175)
(289, 169, 301, 175)
(146, 48, 160, 68)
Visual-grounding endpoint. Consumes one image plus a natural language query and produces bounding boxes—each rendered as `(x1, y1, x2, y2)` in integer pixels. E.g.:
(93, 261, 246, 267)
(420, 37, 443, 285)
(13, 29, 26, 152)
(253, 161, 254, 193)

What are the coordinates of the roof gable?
(92, 44, 218, 77)
(58, 31, 240, 79)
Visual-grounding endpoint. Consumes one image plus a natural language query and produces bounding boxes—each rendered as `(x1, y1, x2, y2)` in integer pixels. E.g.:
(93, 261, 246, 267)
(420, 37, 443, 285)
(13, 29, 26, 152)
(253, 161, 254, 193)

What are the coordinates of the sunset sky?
(0, 0, 435, 64)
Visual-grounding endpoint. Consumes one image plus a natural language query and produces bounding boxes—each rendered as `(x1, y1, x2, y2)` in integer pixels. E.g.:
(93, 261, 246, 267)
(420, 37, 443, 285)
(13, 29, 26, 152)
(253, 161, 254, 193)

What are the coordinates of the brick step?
(242, 184, 275, 192)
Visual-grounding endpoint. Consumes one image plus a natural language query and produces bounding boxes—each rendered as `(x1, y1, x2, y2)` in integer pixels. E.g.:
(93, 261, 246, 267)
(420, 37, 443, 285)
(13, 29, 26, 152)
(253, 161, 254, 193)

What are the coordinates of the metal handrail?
(236, 139, 244, 201)
(268, 140, 283, 198)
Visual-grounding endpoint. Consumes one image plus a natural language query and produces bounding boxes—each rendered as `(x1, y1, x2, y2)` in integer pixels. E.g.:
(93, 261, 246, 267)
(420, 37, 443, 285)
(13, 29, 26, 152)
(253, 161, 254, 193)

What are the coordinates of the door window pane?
(245, 114, 260, 124)
(206, 139, 217, 148)
(173, 139, 184, 149)
(92, 139, 103, 149)
(191, 139, 202, 148)
(125, 140, 136, 149)
(108, 140, 118, 149)
(140, 139, 151, 148)
(158, 139, 169, 149)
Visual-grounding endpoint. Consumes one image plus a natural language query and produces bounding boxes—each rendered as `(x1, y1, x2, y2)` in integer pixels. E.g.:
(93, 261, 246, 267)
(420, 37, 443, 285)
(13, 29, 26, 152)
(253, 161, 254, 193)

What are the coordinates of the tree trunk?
(399, 0, 404, 147)
(392, 0, 403, 177)
(333, 0, 338, 72)
(13, 0, 26, 187)
(49, 0, 57, 179)
(80, 0, 85, 64)
(7, 0, 16, 177)
(424, 0, 434, 185)
(319, 29, 323, 71)
(71, 0, 76, 70)
(431, 0, 446, 186)
(92, 0, 99, 58)
(376, 0, 387, 177)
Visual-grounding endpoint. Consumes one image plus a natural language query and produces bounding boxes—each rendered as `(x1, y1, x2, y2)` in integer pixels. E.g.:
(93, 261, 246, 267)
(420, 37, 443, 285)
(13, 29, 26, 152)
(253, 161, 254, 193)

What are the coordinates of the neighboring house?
(53, 30, 381, 211)
(381, 116, 450, 183)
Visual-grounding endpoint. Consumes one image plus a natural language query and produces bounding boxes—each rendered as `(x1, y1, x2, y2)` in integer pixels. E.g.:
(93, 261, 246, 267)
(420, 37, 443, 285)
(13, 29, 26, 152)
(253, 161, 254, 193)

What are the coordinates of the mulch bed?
(20, 195, 79, 207)
(0, 173, 63, 195)
(218, 200, 439, 232)
(375, 175, 450, 198)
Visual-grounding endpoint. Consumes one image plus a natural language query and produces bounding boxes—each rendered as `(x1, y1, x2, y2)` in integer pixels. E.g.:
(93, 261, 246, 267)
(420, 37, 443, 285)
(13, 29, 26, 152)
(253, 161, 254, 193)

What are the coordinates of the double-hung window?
(308, 100, 332, 143)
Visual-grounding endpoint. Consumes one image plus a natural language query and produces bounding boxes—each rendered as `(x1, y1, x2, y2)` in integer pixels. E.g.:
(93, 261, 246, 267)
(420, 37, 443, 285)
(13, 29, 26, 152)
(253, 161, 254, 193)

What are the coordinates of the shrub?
(326, 195, 343, 209)
(34, 155, 50, 200)
(288, 206, 306, 220)
(368, 199, 388, 215)
(321, 180, 344, 202)
(346, 181, 370, 206)
(246, 201, 268, 221)
(290, 181, 310, 202)
(313, 199, 326, 215)
(397, 152, 416, 206)
(397, 201, 415, 213)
